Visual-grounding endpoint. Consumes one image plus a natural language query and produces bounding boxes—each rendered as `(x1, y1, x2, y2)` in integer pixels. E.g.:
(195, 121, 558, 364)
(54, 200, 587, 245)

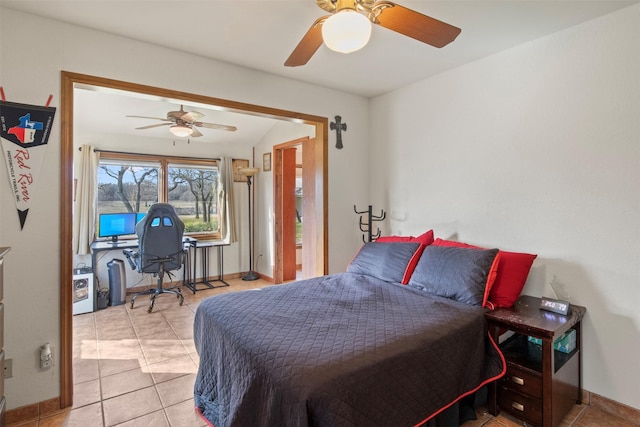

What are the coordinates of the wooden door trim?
(273, 137, 308, 283)
(282, 148, 297, 280)
(274, 137, 309, 150)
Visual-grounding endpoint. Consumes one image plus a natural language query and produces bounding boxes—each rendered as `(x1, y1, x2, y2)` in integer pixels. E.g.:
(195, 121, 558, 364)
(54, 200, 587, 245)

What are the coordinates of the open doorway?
(59, 71, 328, 407)
(273, 137, 320, 283)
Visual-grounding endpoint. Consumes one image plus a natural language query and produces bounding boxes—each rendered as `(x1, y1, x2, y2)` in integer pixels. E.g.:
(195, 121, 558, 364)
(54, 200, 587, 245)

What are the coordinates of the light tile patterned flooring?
(9, 277, 637, 426)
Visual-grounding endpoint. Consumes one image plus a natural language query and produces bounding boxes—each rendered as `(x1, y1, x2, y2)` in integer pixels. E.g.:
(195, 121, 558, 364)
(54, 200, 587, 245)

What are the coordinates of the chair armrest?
(122, 249, 138, 270)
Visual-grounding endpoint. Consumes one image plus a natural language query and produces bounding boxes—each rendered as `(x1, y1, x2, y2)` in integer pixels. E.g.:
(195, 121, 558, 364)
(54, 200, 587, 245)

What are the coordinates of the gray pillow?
(347, 242, 423, 284)
(408, 245, 498, 306)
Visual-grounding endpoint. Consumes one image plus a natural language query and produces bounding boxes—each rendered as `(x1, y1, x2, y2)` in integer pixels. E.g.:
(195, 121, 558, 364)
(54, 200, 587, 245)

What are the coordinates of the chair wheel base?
(129, 286, 184, 313)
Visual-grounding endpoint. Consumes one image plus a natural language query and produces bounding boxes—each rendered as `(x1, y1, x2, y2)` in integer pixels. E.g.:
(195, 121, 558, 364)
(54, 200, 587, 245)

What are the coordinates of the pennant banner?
(1, 100, 56, 229)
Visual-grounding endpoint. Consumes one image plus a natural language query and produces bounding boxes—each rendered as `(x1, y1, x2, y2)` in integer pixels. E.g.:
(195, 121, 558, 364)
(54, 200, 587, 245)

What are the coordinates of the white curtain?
(218, 156, 237, 243)
(73, 145, 99, 255)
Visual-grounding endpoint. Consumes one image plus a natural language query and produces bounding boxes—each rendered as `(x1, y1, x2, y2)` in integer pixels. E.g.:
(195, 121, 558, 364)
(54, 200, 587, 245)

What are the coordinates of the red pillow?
(402, 244, 427, 284)
(377, 229, 434, 246)
(433, 238, 536, 308)
(413, 230, 435, 246)
(433, 238, 477, 249)
(490, 251, 537, 307)
(376, 235, 412, 242)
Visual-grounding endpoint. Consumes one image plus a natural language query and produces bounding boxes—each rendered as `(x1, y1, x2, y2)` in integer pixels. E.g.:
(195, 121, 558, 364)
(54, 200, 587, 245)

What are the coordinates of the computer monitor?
(98, 212, 137, 242)
(136, 212, 146, 225)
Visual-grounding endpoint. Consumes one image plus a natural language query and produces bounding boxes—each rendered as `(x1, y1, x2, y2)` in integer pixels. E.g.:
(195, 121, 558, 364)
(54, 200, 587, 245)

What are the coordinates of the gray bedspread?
(194, 273, 505, 427)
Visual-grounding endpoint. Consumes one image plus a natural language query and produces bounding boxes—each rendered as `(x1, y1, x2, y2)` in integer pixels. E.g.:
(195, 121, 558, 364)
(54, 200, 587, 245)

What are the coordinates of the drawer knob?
(512, 402, 525, 412)
(511, 376, 525, 386)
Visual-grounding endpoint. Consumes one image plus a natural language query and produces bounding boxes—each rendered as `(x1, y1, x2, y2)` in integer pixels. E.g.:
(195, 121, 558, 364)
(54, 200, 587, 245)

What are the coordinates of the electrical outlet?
(40, 343, 54, 369)
(4, 358, 12, 378)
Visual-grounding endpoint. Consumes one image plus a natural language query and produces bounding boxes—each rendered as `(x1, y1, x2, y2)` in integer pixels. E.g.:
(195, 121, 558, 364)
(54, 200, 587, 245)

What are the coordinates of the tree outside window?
(168, 164, 218, 233)
(96, 154, 220, 239)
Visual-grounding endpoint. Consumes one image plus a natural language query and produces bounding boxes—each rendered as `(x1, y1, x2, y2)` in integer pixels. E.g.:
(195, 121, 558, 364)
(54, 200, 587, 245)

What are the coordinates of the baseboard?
(6, 396, 60, 425)
(7, 388, 640, 425)
(254, 272, 274, 283)
(584, 389, 640, 425)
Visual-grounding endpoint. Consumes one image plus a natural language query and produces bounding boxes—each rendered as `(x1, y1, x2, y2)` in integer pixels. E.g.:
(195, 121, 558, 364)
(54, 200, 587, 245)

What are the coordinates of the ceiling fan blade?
(126, 115, 171, 121)
(194, 122, 238, 132)
(190, 127, 203, 138)
(372, 1, 461, 48)
(284, 16, 328, 67)
(135, 123, 173, 130)
(181, 110, 205, 123)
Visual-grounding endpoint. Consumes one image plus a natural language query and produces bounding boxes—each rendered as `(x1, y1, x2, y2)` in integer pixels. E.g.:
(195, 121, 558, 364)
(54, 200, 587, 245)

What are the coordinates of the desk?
(91, 238, 229, 294)
(183, 240, 230, 293)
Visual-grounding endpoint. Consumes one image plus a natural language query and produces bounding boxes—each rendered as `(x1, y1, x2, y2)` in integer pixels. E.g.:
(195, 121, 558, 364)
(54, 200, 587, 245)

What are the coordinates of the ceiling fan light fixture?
(322, 10, 371, 54)
(169, 124, 193, 138)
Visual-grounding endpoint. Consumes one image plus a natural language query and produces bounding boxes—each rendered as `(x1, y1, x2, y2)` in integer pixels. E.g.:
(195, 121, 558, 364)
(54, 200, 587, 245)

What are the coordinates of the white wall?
(370, 4, 640, 410)
(0, 8, 369, 409)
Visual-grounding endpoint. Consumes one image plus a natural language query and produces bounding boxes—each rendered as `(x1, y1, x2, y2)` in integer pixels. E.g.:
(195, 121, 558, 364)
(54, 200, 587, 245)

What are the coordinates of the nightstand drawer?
(500, 363, 542, 398)
(498, 386, 542, 426)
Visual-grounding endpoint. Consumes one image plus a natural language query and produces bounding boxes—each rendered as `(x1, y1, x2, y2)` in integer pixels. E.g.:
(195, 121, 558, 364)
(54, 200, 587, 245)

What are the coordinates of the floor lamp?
(239, 167, 260, 281)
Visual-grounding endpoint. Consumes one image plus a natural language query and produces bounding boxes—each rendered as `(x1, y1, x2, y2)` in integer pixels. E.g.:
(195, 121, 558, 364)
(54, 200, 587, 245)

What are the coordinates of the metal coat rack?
(354, 205, 386, 243)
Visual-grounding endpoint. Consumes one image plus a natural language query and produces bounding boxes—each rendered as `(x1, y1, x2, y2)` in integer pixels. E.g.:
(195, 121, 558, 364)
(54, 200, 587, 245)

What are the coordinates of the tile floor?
(8, 277, 637, 426)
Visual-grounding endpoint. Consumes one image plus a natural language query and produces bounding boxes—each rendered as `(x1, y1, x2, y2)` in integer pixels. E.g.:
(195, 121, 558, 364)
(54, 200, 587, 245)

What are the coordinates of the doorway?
(273, 137, 321, 283)
(59, 71, 328, 407)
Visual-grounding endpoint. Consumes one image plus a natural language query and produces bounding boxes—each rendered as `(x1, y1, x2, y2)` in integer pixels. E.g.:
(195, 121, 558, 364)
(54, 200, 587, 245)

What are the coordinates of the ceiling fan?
(285, 0, 461, 67)
(126, 105, 237, 138)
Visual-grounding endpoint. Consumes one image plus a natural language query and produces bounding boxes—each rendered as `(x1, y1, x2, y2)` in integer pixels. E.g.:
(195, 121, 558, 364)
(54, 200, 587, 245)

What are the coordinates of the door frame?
(59, 71, 328, 407)
(273, 138, 308, 283)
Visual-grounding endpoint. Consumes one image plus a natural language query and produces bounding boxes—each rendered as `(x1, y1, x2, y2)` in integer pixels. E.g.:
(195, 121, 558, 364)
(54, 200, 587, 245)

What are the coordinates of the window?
(97, 153, 220, 239)
(167, 163, 219, 234)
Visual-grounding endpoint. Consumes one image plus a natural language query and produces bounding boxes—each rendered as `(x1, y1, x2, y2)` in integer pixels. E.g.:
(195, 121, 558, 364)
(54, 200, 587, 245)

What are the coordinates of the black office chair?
(123, 203, 185, 313)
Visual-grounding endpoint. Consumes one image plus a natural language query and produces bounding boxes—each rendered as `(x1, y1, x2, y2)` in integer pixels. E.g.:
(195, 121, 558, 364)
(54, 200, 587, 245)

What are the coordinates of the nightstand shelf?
(500, 333, 578, 374)
(486, 295, 586, 427)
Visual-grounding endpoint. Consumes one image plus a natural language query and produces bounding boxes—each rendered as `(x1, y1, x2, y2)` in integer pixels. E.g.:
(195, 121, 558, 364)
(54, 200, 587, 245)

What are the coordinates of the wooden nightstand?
(486, 295, 586, 427)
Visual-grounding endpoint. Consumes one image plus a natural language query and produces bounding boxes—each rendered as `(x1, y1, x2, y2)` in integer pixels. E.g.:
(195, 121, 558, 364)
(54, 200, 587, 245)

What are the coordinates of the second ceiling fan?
(127, 105, 237, 138)
(285, 0, 461, 67)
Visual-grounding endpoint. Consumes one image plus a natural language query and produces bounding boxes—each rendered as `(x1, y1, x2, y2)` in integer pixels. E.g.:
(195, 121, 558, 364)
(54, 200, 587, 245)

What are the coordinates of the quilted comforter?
(194, 272, 505, 427)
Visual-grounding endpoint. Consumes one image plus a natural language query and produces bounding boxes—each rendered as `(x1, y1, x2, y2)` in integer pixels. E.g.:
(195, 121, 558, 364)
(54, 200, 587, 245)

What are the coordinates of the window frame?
(97, 151, 221, 240)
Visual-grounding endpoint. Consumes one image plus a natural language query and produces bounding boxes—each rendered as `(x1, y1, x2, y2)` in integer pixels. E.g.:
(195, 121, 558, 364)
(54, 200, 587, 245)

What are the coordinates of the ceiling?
(73, 86, 288, 146)
(3, 0, 637, 98)
(3, 0, 637, 145)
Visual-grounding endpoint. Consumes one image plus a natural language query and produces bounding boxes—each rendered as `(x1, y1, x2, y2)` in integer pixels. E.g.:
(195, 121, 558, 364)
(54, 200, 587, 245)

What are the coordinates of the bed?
(193, 237, 536, 427)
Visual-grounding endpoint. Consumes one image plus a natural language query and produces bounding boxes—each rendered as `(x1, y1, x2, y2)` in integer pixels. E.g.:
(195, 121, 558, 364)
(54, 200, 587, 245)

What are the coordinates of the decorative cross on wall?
(330, 115, 347, 149)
